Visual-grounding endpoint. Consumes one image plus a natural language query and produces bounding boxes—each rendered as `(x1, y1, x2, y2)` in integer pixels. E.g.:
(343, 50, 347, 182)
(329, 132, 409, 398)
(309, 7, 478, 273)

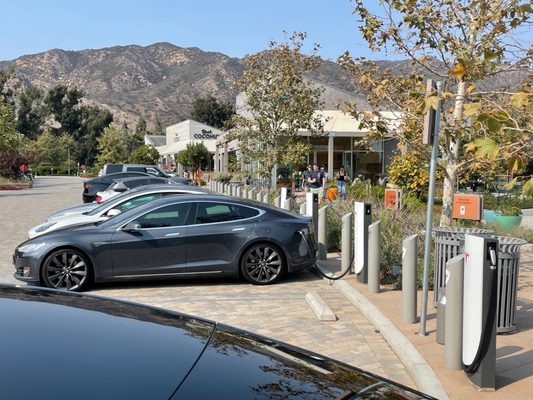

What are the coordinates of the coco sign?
(194, 129, 219, 140)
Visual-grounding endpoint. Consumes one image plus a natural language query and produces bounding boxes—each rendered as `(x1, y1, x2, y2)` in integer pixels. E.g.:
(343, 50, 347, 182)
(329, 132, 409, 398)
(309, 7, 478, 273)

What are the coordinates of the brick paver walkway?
(0, 176, 414, 388)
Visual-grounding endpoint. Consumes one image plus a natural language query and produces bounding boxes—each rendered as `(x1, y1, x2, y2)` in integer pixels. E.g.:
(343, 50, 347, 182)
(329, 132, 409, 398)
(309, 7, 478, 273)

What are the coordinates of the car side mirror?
(123, 221, 142, 233)
(113, 182, 128, 192)
(106, 208, 122, 218)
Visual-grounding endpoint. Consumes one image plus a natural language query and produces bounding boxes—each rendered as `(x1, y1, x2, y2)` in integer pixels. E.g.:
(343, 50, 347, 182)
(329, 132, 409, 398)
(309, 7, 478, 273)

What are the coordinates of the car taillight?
(95, 195, 102, 203)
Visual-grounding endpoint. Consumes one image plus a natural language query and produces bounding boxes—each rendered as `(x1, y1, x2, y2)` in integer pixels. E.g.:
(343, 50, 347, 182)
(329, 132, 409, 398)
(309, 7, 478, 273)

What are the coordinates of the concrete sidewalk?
(317, 245, 533, 399)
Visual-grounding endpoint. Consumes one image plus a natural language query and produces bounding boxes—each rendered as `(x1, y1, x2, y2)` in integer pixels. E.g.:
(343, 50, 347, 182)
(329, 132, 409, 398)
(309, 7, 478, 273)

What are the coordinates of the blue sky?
(0, 0, 385, 61)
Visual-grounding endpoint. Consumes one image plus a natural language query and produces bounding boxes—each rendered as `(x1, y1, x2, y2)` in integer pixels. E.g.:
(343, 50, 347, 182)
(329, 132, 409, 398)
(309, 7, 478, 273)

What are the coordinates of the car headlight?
(18, 243, 46, 253)
(35, 222, 57, 233)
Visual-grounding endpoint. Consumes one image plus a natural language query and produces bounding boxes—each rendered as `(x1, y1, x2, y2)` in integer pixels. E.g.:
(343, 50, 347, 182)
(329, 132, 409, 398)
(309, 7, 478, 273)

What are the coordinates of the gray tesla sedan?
(13, 195, 317, 291)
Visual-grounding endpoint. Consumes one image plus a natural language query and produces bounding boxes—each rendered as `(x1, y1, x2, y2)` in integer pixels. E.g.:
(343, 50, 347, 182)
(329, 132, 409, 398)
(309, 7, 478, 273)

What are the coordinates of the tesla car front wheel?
(241, 243, 286, 285)
(42, 249, 92, 291)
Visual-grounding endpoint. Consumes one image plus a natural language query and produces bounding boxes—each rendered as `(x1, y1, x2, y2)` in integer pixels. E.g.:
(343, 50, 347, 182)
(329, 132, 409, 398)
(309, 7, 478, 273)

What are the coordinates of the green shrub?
(211, 172, 232, 183)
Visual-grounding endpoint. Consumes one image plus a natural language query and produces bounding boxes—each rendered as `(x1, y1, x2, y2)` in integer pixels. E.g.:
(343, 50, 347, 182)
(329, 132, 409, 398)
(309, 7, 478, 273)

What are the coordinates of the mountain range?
(0, 42, 523, 130)
(0, 42, 357, 129)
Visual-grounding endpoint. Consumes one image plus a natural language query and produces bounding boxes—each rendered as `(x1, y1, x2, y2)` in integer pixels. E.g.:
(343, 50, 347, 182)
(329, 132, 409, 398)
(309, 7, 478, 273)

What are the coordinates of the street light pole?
(67, 147, 71, 176)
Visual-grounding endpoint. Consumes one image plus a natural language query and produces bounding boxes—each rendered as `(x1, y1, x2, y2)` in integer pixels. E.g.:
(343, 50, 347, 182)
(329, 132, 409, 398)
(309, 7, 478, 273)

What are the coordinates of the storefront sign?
(194, 129, 219, 140)
(385, 189, 402, 210)
(452, 193, 482, 221)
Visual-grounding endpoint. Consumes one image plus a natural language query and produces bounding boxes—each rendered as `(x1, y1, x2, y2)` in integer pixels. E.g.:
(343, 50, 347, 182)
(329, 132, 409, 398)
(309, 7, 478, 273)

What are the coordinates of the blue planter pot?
(483, 210, 496, 225)
(494, 214, 523, 230)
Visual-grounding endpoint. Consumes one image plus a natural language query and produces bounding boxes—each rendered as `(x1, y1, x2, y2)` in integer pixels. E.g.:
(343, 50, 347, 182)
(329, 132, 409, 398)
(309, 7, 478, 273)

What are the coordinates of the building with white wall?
(156, 119, 223, 173)
(215, 82, 401, 183)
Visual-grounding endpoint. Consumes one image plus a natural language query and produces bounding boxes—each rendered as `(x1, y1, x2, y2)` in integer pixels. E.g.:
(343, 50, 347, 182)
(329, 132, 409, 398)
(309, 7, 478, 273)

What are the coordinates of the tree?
(135, 115, 147, 135)
(95, 125, 128, 168)
(154, 118, 164, 135)
(176, 142, 211, 171)
(0, 101, 18, 152)
(44, 85, 83, 135)
(16, 87, 45, 139)
(129, 144, 160, 164)
(76, 105, 114, 166)
(191, 95, 235, 129)
(0, 151, 33, 179)
(229, 32, 326, 187)
(342, 0, 532, 226)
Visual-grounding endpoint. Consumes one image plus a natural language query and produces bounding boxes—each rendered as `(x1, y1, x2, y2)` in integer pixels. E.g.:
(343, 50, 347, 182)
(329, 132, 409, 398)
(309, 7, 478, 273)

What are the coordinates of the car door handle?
(165, 232, 181, 237)
(232, 227, 246, 231)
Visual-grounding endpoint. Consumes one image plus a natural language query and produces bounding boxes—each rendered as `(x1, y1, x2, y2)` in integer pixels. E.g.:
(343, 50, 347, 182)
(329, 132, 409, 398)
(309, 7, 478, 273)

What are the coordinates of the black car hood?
(174, 324, 432, 399)
(0, 286, 215, 400)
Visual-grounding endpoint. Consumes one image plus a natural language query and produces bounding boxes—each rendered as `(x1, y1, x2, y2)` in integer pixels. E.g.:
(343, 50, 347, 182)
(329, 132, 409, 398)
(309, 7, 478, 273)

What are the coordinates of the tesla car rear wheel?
(42, 249, 92, 292)
(241, 243, 286, 285)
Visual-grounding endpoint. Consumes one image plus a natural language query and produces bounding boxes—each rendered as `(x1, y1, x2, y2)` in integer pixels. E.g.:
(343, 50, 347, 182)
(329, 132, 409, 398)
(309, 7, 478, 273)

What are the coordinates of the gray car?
(14, 195, 317, 291)
(46, 184, 212, 221)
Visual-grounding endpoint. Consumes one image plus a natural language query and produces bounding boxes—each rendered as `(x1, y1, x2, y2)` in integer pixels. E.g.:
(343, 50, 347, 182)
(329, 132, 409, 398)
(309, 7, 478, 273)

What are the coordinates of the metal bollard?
(236, 186, 242, 198)
(318, 206, 328, 260)
(368, 220, 381, 293)
(282, 198, 292, 211)
(445, 254, 464, 370)
(402, 234, 418, 324)
(341, 213, 353, 273)
(242, 188, 248, 199)
(248, 189, 254, 200)
(299, 202, 306, 215)
(274, 196, 281, 208)
(256, 191, 262, 202)
(262, 192, 269, 204)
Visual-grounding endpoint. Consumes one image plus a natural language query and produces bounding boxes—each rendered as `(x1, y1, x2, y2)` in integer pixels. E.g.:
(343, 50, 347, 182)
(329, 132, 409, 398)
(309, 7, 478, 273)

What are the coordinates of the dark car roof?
(0, 285, 433, 400)
(85, 171, 150, 183)
(0, 285, 214, 400)
(110, 176, 172, 185)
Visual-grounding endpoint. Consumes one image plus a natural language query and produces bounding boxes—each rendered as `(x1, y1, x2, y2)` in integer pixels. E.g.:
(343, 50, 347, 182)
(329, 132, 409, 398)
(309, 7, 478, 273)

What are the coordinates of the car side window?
(127, 167, 145, 173)
(116, 194, 161, 213)
(235, 205, 260, 218)
(195, 202, 243, 224)
(136, 203, 191, 229)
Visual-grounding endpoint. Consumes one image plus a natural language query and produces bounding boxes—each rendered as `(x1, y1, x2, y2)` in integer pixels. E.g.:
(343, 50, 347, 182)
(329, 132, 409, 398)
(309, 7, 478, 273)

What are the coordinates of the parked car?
(82, 171, 151, 203)
(30, 185, 211, 238)
(99, 163, 193, 185)
(0, 285, 433, 399)
(95, 176, 175, 203)
(48, 184, 212, 222)
(15, 194, 317, 291)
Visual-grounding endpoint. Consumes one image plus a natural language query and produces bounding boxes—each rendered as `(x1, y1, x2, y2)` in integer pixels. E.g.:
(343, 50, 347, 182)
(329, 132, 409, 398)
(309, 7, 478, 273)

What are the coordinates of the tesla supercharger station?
(305, 192, 318, 240)
(462, 234, 498, 390)
(353, 202, 371, 282)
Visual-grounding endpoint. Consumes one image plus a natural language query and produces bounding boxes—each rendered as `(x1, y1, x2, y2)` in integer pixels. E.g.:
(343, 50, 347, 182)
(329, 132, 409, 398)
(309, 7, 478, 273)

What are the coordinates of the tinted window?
(125, 179, 149, 188)
(146, 167, 162, 177)
(195, 202, 252, 224)
(106, 164, 122, 174)
(136, 203, 191, 228)
(115, 194, 162, 213)
(236, 205, 260, 218)
(127, 167, 146, 173)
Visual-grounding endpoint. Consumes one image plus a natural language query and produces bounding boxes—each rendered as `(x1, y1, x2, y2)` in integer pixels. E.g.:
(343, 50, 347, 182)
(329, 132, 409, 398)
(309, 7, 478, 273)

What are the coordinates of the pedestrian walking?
(336, 166, 349, 200)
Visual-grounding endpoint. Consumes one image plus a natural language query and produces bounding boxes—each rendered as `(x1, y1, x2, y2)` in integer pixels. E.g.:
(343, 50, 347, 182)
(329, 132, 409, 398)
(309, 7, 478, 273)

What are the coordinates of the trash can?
(433, 227, 494, 306)
(496, 236, 527, 334)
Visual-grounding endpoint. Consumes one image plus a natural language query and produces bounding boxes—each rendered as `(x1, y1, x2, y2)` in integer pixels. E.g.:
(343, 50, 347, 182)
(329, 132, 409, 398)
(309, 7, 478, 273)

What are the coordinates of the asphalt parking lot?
(0, 176, 414, 387)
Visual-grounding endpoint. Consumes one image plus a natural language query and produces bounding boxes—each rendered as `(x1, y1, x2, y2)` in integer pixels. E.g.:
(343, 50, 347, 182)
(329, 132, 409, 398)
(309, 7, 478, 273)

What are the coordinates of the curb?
(315, 262, 449, 400)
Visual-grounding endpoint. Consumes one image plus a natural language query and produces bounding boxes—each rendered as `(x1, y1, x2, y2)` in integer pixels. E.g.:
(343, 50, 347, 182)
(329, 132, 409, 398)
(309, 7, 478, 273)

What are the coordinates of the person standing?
(303, 164, 312, 192)
(336, 166, 349, 200)
(307, 164, 324, 203)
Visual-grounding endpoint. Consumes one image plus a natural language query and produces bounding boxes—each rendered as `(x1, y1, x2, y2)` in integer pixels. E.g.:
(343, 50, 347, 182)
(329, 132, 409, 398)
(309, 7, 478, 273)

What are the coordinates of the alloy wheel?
(243, 244, 284, 284)
(43, 250, 89, 291)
